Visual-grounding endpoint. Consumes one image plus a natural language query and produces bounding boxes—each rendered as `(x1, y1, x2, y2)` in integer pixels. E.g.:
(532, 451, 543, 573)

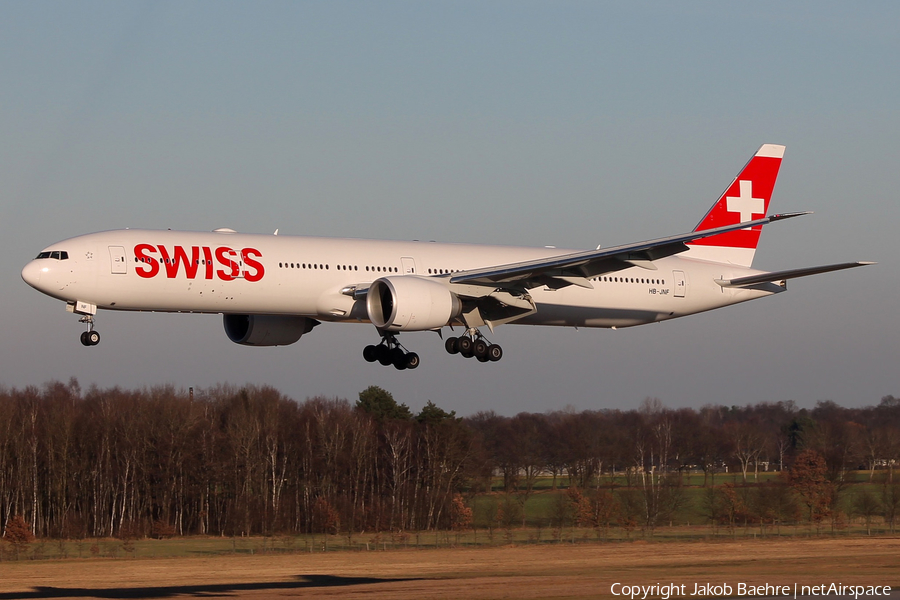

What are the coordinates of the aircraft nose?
(21, 260, 44, 289)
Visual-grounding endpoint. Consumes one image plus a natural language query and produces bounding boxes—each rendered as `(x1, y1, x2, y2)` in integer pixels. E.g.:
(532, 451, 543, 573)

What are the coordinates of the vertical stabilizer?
(685, 144, 784, 267)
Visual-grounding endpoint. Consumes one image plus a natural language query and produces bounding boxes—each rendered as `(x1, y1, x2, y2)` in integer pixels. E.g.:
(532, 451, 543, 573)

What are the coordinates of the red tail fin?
(686, 144, 784, 267)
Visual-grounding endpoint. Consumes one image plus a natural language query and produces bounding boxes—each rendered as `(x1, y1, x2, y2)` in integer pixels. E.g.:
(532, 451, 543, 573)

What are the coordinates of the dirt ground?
(0, 537, 898, 599)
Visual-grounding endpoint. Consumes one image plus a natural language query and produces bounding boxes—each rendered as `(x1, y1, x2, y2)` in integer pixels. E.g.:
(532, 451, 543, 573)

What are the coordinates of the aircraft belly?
(90, 273, 320, 316)
(526, 286, 670, 328)
(518, 305, 663, 327)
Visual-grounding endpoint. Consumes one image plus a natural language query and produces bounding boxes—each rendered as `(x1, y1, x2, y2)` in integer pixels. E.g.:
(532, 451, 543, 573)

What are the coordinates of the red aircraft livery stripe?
(690, 153, 783, 249)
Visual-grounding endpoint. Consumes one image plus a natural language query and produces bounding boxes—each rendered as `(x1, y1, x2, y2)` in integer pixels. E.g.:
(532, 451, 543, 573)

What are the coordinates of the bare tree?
(726, 420, 766, 483)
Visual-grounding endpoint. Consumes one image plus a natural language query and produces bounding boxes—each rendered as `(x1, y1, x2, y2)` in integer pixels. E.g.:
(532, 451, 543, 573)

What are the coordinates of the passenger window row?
(591, 276, 666, 285)
(279, 262, 331, 270)
(276, 262, 401, 274)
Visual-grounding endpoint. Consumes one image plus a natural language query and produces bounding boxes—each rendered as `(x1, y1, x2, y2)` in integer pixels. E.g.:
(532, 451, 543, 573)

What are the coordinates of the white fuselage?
(21, 229, 779, 330)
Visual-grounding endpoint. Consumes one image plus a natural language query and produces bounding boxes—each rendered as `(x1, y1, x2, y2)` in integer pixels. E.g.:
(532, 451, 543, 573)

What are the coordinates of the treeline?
(0, 380, 898, 540)
(0, 381, 473, 539)
(467, 395, 900, 535)
(468, 395, 900, 490)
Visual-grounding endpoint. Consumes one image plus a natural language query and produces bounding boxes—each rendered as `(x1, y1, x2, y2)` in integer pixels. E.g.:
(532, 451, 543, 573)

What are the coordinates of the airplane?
(21, 144, 872, 370)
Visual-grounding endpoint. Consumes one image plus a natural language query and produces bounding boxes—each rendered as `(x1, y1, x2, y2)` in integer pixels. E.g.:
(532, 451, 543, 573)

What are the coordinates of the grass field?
(1, 536, 897, 599)
(517, 471, 790, 491)
(3, 519, 897, 563)
(500, 470, 881, 491)
(3, 470, 895, 564)
(471, 479, 895, 533)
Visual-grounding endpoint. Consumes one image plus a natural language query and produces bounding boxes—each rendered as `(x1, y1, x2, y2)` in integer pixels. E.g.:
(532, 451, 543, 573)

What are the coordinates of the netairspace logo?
(610, 583, 893, 600)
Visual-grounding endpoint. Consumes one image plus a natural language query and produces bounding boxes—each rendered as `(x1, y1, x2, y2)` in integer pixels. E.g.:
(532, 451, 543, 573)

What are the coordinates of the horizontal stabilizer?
(716, 262, 875, 288)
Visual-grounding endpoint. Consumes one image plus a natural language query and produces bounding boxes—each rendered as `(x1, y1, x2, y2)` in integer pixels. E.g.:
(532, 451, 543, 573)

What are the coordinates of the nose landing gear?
(79, 315, 100, 346)
(445, 329, 502, 363)
(363, 333, 420, 370)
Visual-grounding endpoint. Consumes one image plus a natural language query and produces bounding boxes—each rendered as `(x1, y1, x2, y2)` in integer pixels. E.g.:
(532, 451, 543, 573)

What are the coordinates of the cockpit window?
(35, 251, 69, 260)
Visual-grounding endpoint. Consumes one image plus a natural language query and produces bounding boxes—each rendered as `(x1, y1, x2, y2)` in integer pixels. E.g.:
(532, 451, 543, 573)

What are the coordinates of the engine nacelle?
(367, 276, 462, 332)
(223, 314, 318, 346)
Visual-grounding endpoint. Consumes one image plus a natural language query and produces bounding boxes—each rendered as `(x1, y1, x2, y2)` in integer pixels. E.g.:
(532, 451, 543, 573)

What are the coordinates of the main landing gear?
(444, 329, 503, 363)
(363, 334, 420, 370)
(79, 315, 100, 346)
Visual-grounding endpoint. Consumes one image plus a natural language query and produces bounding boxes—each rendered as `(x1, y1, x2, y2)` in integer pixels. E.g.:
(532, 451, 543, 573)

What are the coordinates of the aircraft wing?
(448, 212, 808, 290)
(715, 261, 875, 288)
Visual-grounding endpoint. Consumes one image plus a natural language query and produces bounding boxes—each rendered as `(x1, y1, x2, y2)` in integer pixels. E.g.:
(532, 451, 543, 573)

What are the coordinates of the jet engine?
(224, 314, 318, 346)
(367, 276, 462, 331)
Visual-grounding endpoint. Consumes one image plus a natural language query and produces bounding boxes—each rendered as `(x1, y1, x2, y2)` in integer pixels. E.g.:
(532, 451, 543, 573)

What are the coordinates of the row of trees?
(469, 395, 900, 493)
(0, 381, 472, 539)
(518, 450, 900, 538)
(1, 380, 898, 540)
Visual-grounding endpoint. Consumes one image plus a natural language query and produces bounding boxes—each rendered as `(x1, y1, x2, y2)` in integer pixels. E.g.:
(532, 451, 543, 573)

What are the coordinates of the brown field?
(1, 537, 898, 600)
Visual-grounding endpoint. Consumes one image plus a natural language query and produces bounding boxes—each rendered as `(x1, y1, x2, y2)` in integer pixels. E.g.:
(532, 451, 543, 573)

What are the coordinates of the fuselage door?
(109, 246, 127, 275)
(401, 257, 417, 275)
(673, 270, 686, 298)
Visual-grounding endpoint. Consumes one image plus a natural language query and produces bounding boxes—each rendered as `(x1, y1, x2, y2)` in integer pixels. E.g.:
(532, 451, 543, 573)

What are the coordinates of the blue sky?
(2, 1, 897, 415)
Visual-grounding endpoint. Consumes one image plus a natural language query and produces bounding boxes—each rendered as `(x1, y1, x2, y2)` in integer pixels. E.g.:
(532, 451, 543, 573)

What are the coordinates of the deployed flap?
(449, 212, 807, 289)
(716, 262, 874, 288)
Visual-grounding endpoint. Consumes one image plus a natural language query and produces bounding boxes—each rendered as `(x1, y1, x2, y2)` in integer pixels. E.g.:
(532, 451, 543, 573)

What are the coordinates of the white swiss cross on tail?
(686, 144, 785, 268)
(726, 180, 765, 225)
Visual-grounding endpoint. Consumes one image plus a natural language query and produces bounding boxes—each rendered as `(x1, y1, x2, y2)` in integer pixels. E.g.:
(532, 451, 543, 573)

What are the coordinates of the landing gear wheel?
(448, 328, 501, 364)
(80, 331, 91, 346)
(391, 347, 408, 370)
(363, 332, 423, 369)
(376, 345, 392, 366)
(444, 337, 459, 355)
(87, 331, 100, 346)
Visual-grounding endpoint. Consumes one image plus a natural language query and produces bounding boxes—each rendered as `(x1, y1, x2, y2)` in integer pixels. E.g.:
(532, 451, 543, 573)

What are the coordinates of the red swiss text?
(134, 244, 264, 282)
